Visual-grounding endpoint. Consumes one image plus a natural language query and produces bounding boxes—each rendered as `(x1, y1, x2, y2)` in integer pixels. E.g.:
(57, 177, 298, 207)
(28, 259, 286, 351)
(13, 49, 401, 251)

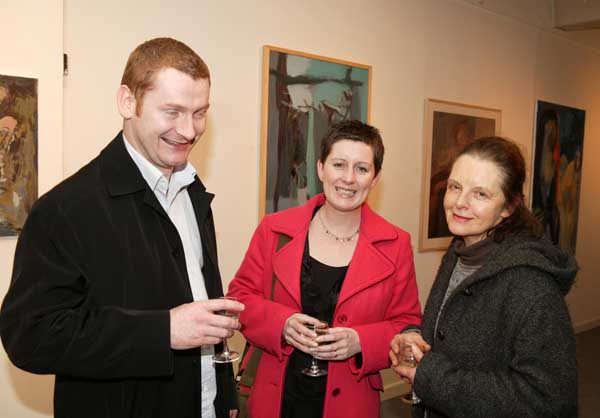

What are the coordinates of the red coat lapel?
(337, 203, 398, 306)
(268, 196, 399, 310)
(269, 196, 324, 309)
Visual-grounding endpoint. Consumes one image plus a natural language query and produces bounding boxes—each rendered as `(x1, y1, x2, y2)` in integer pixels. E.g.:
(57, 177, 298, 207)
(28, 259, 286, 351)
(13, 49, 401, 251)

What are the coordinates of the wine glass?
(212, 296, 240, 363)
(301, 321, 328, 377)
(400, 343, 421, 404)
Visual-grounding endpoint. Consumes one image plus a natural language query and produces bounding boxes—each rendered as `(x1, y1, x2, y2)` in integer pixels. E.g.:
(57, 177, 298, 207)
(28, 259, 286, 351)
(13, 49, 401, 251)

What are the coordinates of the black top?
(281, 237, 348, 418)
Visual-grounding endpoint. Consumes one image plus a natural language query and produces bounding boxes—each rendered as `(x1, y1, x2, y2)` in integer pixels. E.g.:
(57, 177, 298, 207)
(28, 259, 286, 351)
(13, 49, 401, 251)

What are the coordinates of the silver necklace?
(317, 210, 360, 243)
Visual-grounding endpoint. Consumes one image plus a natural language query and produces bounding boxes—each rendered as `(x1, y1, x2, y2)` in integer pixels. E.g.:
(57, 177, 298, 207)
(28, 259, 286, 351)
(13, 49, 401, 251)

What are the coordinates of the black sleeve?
(0, 197, 174, 379)
(215, 361, 238, 416)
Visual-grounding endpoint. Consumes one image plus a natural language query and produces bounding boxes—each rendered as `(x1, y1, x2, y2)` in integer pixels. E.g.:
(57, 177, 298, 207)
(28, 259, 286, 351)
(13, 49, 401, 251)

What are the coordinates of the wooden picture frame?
(259, 45, 371, 217)
(419, 99, 501, 251)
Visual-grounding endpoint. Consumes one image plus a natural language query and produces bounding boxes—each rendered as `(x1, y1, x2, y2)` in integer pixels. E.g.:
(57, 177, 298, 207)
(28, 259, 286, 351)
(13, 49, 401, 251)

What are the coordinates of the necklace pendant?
(317, 208, 360, 243)
(324, 227, 359, 243)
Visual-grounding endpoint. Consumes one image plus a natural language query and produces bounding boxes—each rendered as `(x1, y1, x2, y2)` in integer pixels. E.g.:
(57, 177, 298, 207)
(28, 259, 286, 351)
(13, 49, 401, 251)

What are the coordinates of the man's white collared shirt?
(124, 136, 217, 418)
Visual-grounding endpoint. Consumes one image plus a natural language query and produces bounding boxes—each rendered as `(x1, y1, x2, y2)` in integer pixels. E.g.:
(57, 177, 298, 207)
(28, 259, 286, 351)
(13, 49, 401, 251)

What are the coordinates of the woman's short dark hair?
(454, 136, 543, 242)
(319, 120, 384, 176)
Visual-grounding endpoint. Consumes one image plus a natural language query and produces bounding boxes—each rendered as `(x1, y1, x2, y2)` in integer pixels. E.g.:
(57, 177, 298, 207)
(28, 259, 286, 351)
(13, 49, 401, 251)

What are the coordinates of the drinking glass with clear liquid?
(400, 343, 421, 404)
(212, 296, 240, 363)
(301, 321, 329, 377)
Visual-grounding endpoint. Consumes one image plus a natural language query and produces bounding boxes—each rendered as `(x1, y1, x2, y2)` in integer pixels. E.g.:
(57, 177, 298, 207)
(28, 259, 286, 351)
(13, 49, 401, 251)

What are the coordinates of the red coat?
(228, 194, 422, 418)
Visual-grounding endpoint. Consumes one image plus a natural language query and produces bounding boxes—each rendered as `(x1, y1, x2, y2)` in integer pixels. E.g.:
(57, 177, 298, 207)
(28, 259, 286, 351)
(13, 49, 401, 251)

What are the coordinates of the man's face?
(121, 68, 210, 177)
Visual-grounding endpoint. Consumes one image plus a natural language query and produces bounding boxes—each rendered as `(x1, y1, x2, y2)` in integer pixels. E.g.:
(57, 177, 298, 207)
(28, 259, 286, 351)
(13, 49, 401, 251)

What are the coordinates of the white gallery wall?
(1, 0, 599, 416)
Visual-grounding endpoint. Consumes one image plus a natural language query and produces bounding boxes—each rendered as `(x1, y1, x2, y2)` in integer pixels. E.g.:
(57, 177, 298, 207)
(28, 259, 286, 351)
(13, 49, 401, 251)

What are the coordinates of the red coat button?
(332, 388, 341, 397)
(338, 314, 348, 323)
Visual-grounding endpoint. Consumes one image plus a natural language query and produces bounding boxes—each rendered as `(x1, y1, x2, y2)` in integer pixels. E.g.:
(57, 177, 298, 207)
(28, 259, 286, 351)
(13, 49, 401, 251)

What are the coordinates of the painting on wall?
(531, 100, 585, 256)
(419, 99, 501, 251)
(260, 45, 371, 216)
(0, 74, 38, 236)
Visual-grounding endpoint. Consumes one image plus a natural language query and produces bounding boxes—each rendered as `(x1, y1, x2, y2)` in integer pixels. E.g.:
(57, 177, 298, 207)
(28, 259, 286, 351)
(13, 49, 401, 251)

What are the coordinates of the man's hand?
(170, 299, 244, 350)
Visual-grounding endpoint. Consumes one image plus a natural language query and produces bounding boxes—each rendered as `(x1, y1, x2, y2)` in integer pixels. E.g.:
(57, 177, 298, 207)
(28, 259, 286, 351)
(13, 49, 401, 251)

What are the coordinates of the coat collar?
(98, 132, 216, 257)
(98, 133, 169, 218)
(99, 132, 213, 216)
(100, 132, 148, 197)
(270, 194, 398, 243)
(271, 194, 398, 308)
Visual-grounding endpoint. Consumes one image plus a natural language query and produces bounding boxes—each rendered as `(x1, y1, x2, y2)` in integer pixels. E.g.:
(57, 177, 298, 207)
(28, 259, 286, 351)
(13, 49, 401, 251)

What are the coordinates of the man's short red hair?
(120, 37, 210, 115)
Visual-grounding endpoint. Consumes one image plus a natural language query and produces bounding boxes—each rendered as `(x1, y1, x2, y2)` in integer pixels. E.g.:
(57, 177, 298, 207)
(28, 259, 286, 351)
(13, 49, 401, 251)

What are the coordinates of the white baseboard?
(574, 316, 600, 334)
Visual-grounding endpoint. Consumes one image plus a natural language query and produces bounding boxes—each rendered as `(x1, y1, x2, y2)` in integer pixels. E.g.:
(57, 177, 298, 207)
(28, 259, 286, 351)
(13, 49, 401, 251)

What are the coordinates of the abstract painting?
(260, 45, 371, 215)
(419, 99, 500, 251)
(0, 74, 38, 236)
(531, 100, 585, 256)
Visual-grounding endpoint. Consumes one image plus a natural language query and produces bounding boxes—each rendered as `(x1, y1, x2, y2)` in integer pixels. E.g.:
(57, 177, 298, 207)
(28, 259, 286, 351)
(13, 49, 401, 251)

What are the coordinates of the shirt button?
(437, 330, 445, 340)
(338, 314, 348, 324)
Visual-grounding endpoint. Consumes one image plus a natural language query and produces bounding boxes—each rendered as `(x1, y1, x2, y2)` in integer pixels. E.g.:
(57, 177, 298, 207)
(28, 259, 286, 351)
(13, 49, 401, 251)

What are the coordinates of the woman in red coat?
(228, 120, 422, 418)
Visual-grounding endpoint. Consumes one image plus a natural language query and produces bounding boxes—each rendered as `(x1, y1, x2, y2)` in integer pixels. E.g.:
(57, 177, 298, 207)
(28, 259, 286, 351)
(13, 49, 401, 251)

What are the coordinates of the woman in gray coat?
(390, 136, 577, 418)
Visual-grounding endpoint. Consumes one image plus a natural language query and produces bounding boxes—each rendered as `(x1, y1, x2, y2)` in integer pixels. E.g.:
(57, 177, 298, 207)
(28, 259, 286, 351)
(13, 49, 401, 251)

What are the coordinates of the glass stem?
(222, 339, 230, 356)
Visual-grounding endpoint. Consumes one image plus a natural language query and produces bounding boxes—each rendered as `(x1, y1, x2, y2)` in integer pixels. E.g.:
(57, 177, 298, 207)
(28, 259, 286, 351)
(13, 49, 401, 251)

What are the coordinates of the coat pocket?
(367, 373, 383, 391)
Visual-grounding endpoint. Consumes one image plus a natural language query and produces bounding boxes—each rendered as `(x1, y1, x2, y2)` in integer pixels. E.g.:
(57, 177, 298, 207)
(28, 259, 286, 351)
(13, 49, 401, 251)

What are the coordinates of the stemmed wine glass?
(400, 343, 421, 404)
(212, 296, 240, 363)
(301, 321, 329, 377)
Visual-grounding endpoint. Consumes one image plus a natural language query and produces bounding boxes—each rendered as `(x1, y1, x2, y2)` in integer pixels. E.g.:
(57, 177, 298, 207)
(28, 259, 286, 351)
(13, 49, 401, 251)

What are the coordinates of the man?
(0, 37, 242, 418)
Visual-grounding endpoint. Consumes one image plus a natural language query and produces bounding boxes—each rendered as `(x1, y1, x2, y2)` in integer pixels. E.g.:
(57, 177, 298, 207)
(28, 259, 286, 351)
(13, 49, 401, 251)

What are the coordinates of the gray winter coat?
(413, 235, 578, 418)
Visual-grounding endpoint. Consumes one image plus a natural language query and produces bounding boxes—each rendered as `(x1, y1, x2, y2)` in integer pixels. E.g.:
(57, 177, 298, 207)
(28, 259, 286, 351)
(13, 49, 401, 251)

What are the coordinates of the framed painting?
(0, 74, 38, 236)
(419, 99, 501, 251)
(531, 100, 585, 256)
(259, 45, 371, 216)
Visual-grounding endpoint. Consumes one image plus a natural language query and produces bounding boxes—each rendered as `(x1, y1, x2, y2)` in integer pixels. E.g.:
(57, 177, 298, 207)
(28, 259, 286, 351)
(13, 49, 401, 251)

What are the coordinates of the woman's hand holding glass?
(389, 332, 430, 383)
(302, 321, 329, 377)
(282, 314, 362, 361)
(311, 327, 361, 361)
(282, 313, 324, 353)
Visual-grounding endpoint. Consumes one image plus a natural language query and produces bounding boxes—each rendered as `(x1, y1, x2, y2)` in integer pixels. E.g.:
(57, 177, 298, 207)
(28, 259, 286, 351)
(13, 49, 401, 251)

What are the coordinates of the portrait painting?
(419, 99, 501, 251)
(260, 45, 371, 216)
(0, 74, 38, 236)
(531, 100, 585, 256)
